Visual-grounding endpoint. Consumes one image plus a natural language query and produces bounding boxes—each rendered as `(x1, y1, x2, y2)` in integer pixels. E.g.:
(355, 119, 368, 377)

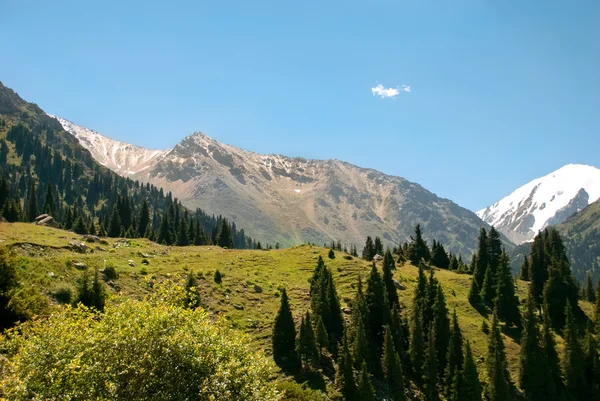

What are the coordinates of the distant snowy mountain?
(477, 164, 600, 244)
(51, 116, 168, 175)
(52, 116, 493, 254)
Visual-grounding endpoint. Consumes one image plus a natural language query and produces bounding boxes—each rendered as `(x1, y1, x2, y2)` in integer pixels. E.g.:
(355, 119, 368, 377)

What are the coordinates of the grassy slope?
(2, 222, 594, 383)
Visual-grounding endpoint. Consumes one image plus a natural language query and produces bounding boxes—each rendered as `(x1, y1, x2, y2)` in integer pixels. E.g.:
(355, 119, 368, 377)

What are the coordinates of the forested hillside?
(0, 81, 257, 249)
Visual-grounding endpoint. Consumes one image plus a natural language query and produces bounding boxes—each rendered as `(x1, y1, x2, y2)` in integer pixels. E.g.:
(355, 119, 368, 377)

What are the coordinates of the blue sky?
(1, 0, 598, 211)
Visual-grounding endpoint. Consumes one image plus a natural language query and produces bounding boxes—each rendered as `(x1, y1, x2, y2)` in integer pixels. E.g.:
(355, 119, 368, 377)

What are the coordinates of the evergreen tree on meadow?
(408, 224, 430, 265)
(73, 216, 88, 235)
(583, 323, 600, 400)
(336, 331, 356, 401)
(157, 213, 173, 245)
(315, 314, 328, 351)
(390, 303, 410, 371)
(108, 207, 122, 238)
(409, 303, 425, 381)
(433, 284, 450, 379)
(309, 256, 343, 353)
(519, 292, 546, 401)
(272, 288, 299, 372)
(27, 179, 37, 221)
(42, 184, 55, 216)
(430, 240, 450, 269)
(529, 233, 549, 306)
(382, 248, 399, 309)
(468, 274, 482, 305)
(563, 300, 586, 400)
(460, 341, 482, 401)
(137, 200, 150, 238)
(444, 309, 463, 397)
(356, 362, 376, 401)
(365, 263, 386, 375)
(585, 273, 595, 303)
(382, 325, 405, 401)
(519, 256, 530, 281)
(176, 217, 189, 246)
(485, 304, 511, 401)
(540, 304, 563, 401)
(473, 228, 489, 289)
(217, 218, 233, 248)
(351, 276, 370, 370)
(296, 311, 320, 370)
(495, 250, 521, 328)
(362, 236, 375, 261)
(423, 325, 439, 401)
(374, 236, 384, 257)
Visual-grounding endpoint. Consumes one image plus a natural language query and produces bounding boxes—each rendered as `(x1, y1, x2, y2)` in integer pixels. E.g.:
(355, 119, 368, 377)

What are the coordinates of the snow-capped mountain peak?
(50, 116, 169, 175)
(476, 164, 600, 243)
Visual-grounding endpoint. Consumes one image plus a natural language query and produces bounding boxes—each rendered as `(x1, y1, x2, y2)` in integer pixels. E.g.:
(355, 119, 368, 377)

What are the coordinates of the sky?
(0, 0, 598, 212)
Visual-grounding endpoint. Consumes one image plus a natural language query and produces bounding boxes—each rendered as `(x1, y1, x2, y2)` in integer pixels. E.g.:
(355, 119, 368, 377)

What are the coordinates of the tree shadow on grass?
(293, 370, 327, 392)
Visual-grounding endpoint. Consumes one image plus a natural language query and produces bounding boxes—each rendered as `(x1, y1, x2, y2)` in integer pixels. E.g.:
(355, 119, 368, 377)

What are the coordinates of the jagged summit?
(54, 116, 496, 253)
(477, 164, 600, 244)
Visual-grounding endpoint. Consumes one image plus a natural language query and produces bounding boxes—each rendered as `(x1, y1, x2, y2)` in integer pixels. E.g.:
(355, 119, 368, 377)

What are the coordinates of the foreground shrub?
(0, 296, 280, 400)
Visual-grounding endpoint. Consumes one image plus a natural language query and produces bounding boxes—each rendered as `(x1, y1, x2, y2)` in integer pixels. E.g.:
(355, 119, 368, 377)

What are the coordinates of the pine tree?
(540, 305, 563, 400)
(473, 228, 489, 288)
(444, 309, 463, 397)
(408, 224, 430, 264)
(460, 341, 482, 401)
(213, 269, 222, 284)
(563, 300, 586, 400)
(157, 213, 173, 245)
(485, 304, 511, 401)
(88, 220, 96, 235)
(433, 285, 450, 379)
(42, 184, 55, 216)
(519, 256, 530, 281)
(362, 236, 375, 260)
(495, 250, 521, 328)
(423, 325, 439, 401)
(468, 276, 482, 305)
(27, 180, 37, 221)
(585, 273, 596, 303)
(365, 263, 386, 374)
(272, 288, 299, 371)
(356, 362, 376, 401)
(315, 315, 328, 351)
(480, 267, 495, 305)
(382, 325, 405, 401)
(409, 305, 425, 381)
(390, 303, 410, 371)
(383, 249, 400, 309)
(90, 267, 105, 312)
(336, 331, 356, 401)
(137, 200, 150, 238)
(73, 216, 88, 234)
(297, 311, 320, 370)
(217, 218, 233, 248)
(107, 207, 122, 238)
(176, 217, 189, 246)
(328, 248, 335, 259)
(583, 323, 599, 400)
(530, 233, 548, 306)
(519, 293, 545, 401)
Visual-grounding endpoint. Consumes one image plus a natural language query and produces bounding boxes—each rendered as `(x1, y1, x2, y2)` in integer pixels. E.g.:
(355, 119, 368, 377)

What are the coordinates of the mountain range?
(54, 116, 492, 255)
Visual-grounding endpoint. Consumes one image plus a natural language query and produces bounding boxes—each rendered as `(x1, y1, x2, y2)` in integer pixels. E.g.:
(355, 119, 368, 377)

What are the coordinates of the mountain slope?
(477, 164, 600, 244)
(57, 119, 497, 255)
(50, 117, 168, 175)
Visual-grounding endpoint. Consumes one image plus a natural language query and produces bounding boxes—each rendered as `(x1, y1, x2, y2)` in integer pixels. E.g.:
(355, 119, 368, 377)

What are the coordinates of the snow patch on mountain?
(477, 164, 600, 243)
(51, 116, 169, 175)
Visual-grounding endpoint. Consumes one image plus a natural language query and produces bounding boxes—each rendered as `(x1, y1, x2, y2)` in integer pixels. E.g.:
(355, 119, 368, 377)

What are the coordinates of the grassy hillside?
(2, 222, 594, 384)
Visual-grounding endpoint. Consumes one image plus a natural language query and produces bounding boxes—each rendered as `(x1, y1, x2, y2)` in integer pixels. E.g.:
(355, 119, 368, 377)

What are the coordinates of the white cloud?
(371, 83, 411, 98)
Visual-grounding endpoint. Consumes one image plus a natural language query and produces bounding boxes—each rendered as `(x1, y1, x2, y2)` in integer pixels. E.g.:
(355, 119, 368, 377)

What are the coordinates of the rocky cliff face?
(57, 119, 494, 254)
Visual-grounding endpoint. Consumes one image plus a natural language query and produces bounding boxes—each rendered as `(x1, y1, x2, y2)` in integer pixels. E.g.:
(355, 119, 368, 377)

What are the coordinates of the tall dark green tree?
(540, 305, 563, 401)
(519, 293, 545, 401)
(408, 224, 430, 264)
(107, 207, 122, 238)
(272, 288, 299, 372)
(137, 200, 150, 238)
(495, 250, 521, 328)
(473, 228, 489, 289)
(585, 273, 596, 303)
(459, 341, 482, 401)
(356, 362, 376, 401)
(336, 331, 356, 401)
(563, 300, 586, 400)
(530, 233, 548, 306)
(27, 180, 37, 221)
(485, 305, 511, 401)
(444, 309, 463, 397)
(423, 325, 439, 401)
(42, 184, 55, 216)
(382, 325, 405, 401)
(583, 323, 600, 400)
(157, 213, 173, 245)
(382, 249, 400, 309)
(217, 218, 233, 248)
(365, 263, 386, 374)
(409, 304, 425, 381)
(362, 236, 375, 261)
(433, 285, 450, 379)
(296, 311, 320, 370)
(519, 256, 530, 281)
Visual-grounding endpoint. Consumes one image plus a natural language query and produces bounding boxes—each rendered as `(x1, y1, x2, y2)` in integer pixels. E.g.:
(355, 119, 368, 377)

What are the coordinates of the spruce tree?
(90, 267, 105, 312)
(519, 293, 545, 401)
(108, 207, 122, 238)
(444, 309, 463, 397)
(43, 184, 55, 216)
(540, 305, 562, 400)
(272, 288, 299, 371)
(390, 303, 410, 371)
(137, 200, 150, 238)
(365, 263, 386, 374)
(73, 216, 88, 235)
(27, 180, 37, 221)
(157, 213, 173, 245)
(480, 267, 495, 305)
(382, 325, 405, 401)
(409, 305, 425, 381)
(519, 256, 530, 281)
(176, 217, 189, 246)
(529, 233, 548, 306)
(468, 276, 482, 305)
(356, 362, 376, 401)
(563, 300, 586, 400)
(423, 325, 439, 401)
(585, 273, 595, 303)
(217, 218, 233, 248)
(485, 304, 511, 401)
(494, 250, 521, 328)
(315, 315, 328, 351)
(408, 224, 430, 264)
(583, 323, 599, 400)
(460, 341, 482, 401)
(336, 331, 356, 401)
(473, 228, 489, 289)
(382, 248, 400, 309)
(362, 236, 375, 261)
(433, 285, 450, 379)
(297, 311, 320, 370)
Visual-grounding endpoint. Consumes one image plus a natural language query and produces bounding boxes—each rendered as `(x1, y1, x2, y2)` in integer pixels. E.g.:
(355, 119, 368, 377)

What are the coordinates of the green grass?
(1, 222, 594, 382)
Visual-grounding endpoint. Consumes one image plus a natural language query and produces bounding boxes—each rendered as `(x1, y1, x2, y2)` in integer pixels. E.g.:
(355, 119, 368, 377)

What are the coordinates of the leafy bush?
(214, 269, 223, 284)
(276, 380, 328, 401)
(0, 293, 280, 400)
(52, 285, 73, 304)
(103, 263, 119, 280)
